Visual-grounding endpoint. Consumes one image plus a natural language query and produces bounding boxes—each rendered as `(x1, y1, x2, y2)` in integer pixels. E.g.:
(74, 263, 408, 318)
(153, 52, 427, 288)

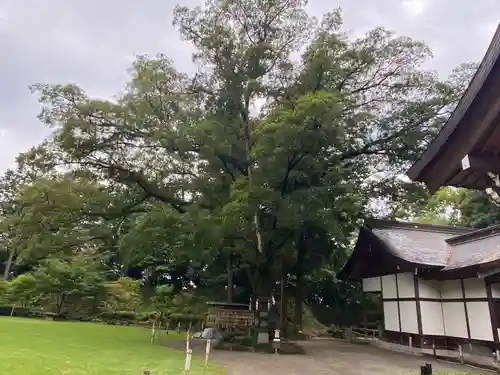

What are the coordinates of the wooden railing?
(350, 326, 380, 339)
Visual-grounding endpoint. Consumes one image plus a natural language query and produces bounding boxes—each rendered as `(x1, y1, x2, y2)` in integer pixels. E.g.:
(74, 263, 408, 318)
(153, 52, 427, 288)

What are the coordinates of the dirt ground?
(167, 338, 493, 375)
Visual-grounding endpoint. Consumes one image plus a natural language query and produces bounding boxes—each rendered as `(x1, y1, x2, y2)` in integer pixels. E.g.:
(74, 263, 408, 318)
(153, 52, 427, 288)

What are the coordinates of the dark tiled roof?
(341, 219, 500, 279)
(443, 225, 500, 270)
(443, 235, 500, 270)
(372, 227, 462, 266)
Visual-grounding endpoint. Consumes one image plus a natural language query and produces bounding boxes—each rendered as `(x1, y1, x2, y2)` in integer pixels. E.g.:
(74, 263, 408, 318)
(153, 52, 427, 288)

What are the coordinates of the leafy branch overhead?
(0, 0, 478, 325)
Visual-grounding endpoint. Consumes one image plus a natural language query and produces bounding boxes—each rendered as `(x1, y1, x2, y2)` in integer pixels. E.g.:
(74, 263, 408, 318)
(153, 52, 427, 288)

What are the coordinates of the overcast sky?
(0, 0, 499, 173)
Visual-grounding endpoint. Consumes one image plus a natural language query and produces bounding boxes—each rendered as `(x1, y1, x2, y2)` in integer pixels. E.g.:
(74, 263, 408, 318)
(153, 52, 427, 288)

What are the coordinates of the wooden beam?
(478, 267, 500, 279)
(460, 279, 472, 341)
(461, 154, 500, 175)
(414, 274, 424, 348)
(407, 24, 500, 184)
(485, 279, 499, 347)
(395, 274, 402, 340)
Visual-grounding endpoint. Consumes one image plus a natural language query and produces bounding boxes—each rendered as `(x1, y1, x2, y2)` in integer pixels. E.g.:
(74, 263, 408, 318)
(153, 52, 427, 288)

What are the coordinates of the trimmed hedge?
(0, 306, 32, 317)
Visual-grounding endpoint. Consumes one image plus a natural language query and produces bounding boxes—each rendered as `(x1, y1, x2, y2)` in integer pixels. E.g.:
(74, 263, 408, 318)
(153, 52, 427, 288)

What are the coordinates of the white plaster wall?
(399, 301, 418, 334)
(467, 301, 493, 341)
(420, 301, 445, 335)
(397, 273, 415, 298)
(491, 283, 500, 298)
(362, 277, 382, 293)
(383, 301, 400, 332)
(418, 279, 441, 299)
(382, 274, 397, 299)
(442, 302, 468, 338)
(440, 279, 463, 299)
(463, 278, 487, 298)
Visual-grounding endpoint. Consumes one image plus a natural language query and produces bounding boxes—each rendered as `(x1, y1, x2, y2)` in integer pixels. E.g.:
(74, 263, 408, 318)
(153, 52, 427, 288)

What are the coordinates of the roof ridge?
(365, 218, 472, 234)
(446, 224, 500, 245)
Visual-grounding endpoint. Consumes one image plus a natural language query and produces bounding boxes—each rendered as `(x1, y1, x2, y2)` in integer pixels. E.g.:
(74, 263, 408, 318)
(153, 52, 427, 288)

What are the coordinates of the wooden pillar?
(380, 276, 386, 340)
(486, 279, 499, 347)
(395, 273, 402, 343)
(460, 279, 472, 341)
(414, 273, 424, 347)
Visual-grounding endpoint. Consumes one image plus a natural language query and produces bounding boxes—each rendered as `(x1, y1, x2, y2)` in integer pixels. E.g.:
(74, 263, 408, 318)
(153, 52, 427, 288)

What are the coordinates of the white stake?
(273, 329, 281, 354)
(205, 339, 212, 366)
(151, 319, 156, 344)
(184, 348, 192, 374)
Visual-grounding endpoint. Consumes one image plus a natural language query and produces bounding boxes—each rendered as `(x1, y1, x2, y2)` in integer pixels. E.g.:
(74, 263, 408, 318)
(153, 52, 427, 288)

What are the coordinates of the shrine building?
(339, 23, 500, 352)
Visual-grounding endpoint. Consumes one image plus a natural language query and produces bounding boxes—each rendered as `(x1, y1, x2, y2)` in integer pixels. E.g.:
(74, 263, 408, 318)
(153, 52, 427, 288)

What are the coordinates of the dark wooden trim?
(486, 279, 499, 347)
(383, 330, 496, 350)
(383, 297, 490, 303)
(446, 224, 500, 245)
(395, 274, 402, 337)
(338, 227, 422, 280)
(461, 153, 500, 175)
(365, 219, 471, 234)
(460, 279, 472, 341)
(380, 275, 385, 332)
(414, 274, 424, 347)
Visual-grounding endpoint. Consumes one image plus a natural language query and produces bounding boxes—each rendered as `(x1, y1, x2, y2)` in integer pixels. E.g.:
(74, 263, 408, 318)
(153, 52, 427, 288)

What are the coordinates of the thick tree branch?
(83, 161, 189, 213)
(85, 194, 150, 220)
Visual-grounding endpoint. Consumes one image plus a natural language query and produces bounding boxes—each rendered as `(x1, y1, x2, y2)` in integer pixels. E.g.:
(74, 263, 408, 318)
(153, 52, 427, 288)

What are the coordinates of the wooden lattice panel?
(206, 309, 256, 329)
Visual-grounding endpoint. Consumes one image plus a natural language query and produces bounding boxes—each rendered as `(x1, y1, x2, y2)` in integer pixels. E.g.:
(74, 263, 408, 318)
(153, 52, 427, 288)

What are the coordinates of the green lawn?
(0, 317, 224, 375)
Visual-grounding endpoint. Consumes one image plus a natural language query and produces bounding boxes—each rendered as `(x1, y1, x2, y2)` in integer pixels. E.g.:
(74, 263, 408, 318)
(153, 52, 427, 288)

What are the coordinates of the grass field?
(0, 317, 225, 375)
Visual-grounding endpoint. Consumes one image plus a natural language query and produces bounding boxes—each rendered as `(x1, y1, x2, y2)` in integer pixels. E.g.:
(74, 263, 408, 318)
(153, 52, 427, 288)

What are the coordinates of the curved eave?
(407, 23, 500, 192)
(424, 258, 500, 280)
(338, 226, 426, 281)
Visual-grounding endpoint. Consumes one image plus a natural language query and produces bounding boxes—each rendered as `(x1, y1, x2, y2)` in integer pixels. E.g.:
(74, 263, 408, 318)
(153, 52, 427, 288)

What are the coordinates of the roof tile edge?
(364, 218, 473, 234)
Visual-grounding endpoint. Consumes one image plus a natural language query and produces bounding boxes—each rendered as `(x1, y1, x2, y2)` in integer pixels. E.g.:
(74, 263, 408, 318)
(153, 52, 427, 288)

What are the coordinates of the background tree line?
(0, 0, 485, 333)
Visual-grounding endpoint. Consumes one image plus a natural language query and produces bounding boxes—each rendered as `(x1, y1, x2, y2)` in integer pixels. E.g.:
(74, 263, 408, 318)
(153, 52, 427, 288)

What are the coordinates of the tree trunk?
(279, 264, 287, 334)
(227, 256, 233, 303)
(242, 101, 264, 257)
(255, 261, 273, 297)
(293, 231, 306, 334)
(293, 273, 303, 334)
(3, 248, 15, 280)
(56, 295, 65, 315)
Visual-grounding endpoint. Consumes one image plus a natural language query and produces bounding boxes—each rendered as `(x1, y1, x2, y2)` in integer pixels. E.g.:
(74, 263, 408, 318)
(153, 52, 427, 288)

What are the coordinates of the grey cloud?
(0, 0, 498, 172)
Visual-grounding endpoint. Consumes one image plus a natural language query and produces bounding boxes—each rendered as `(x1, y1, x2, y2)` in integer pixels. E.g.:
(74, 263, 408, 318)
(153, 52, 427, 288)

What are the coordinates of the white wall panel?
(397, 273, 415, 298)
(467, 301, 493, 341)
(492, 283, 500, 298)
(420, 301, 445, 335)
(464, 278, 487, 298)
(442, 302, 468, 338)
(362, 277, 382, 293)
(440, 280, 462, 299)
(418, 279, 441, 299)
(399, 301, 418, 334)
(382, 274, 397, 299)
(383, 301, 400, 331)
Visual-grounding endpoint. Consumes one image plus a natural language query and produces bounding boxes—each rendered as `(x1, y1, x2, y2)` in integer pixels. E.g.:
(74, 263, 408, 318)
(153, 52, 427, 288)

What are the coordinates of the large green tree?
(17, 0, 473, 315)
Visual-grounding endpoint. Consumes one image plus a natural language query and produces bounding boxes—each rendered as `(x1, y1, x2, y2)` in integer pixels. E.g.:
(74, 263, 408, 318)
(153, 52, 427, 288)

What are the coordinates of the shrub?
(0, 306, 32, 317)
(98, 311, 137, 324)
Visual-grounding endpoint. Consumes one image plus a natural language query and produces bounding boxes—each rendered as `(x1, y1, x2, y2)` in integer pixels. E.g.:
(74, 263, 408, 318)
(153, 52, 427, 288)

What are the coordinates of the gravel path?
(166, 338, 492, 375)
